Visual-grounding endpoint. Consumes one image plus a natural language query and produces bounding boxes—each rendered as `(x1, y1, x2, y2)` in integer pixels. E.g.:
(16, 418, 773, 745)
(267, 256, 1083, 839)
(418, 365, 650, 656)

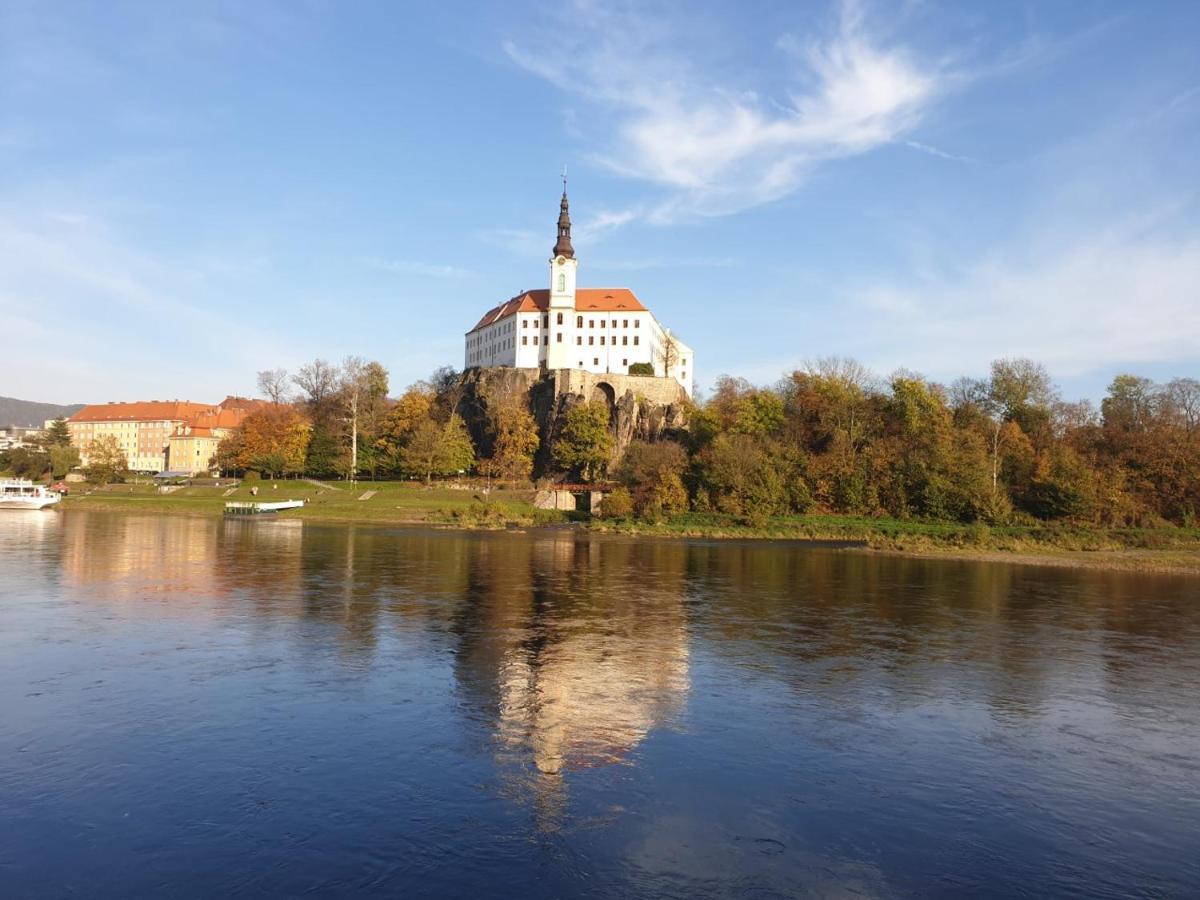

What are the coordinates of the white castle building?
(464, 187, 694, 396)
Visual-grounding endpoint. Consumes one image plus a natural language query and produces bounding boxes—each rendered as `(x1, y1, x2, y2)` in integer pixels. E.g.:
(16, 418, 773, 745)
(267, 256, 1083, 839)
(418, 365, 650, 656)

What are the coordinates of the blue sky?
(2, 0, 1198, 404)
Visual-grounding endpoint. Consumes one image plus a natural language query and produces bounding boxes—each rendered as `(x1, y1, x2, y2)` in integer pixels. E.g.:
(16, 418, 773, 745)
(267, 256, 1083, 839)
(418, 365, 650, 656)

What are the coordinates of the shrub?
(600, 486, 634, 519)
(243, 470, 262, 483)
(628, 362, 654, 376)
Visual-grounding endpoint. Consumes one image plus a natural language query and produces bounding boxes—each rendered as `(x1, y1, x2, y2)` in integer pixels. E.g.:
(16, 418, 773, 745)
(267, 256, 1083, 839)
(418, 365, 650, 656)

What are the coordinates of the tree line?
(602, 359, 1200, 528)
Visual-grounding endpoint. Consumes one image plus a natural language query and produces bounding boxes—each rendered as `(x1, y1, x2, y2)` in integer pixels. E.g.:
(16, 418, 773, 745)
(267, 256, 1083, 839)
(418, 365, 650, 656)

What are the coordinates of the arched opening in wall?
(590, 381, 618, 434)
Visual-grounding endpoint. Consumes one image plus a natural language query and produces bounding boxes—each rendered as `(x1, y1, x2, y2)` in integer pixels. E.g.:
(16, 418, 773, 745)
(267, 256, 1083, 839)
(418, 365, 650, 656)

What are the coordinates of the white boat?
(0, 479, 62, 510)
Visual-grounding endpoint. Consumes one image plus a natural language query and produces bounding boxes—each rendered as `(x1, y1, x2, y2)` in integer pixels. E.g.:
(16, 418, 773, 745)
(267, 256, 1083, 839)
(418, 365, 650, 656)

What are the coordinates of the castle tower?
(546, 180, 577, 370)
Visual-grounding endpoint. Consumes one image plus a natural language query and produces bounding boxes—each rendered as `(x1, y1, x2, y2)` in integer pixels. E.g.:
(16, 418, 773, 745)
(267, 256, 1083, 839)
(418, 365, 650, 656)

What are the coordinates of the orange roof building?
(464, 187, 694, 396)
(69, 396, 264, 474)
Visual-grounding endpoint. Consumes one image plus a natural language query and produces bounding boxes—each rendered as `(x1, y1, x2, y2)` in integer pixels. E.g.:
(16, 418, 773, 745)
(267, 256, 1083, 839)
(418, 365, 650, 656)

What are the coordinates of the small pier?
(224, 499, 306, 516)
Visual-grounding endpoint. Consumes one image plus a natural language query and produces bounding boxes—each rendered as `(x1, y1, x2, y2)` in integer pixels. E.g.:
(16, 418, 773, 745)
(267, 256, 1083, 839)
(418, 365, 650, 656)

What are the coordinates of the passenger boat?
(0, 479, 62, 510)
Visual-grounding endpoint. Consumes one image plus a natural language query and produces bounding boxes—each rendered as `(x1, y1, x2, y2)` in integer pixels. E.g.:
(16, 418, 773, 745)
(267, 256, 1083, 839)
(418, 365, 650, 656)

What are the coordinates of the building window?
(523, 320, 528, 328)
(622, 358, 628, 366)
(634, 336, 639, 345)
(635, 320, 640, 328)
(556, 312, 563, 325)
(600, 319, 606, 328)
(588, 336, 594, 346)
(576, 336, 582, 345)
(622, 336, 628, 345)
(522, 336, 527, 345)
(543, 315, 549, 328)
(533, 336, 539, 345)
(589, 319, 594, 328)
(557, 273, 565, 292)
(623, 319, 629, 328)
(576, 316, 583, 327)
(593, 358, 599, 366)
(578, 361, 583, 367)
(600, 336, 605, 345)
(556, 332, 562, 343)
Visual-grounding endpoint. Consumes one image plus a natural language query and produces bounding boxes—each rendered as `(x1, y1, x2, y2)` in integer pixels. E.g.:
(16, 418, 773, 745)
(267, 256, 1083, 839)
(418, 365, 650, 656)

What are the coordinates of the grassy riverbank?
(58, 479, 1200, 574)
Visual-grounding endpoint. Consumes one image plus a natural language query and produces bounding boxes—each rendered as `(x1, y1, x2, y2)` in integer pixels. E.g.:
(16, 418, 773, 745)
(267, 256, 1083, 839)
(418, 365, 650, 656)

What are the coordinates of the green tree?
(44, 418, 72, 447)
(696, 433, 786, 526)
(402, 415, 475, 484)
(49, 444, 81, 479)
(553, 401, 613, 481)
(628, 362, 654, 376)
(84, 435, 128, 485)
(616, 440, 689, 520)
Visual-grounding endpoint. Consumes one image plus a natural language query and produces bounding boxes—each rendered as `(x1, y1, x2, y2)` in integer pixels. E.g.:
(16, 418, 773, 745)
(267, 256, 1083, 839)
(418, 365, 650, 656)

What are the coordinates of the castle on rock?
(464, 187, 694, 397)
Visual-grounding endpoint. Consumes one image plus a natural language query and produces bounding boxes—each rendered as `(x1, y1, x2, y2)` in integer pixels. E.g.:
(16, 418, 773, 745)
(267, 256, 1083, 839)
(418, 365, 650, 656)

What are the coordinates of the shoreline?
(46, 494, 1200, 577)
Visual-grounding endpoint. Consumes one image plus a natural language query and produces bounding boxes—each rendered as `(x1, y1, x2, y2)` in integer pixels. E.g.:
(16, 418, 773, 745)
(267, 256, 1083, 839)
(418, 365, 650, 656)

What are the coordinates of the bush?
(628, 362, 654, 376)
(600, 486, 634, 519)
(243, 470, 262, 483)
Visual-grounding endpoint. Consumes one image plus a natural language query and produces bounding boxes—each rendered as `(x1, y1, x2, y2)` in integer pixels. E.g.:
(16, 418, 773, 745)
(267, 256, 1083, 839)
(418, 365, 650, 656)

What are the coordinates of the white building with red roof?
(464, 188, 694, 396)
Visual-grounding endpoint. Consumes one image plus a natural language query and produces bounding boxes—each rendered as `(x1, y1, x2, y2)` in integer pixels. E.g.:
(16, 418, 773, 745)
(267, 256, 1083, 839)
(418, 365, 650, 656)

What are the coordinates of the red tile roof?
(467, 289, 646, 334)
(70, 401, 215, 423)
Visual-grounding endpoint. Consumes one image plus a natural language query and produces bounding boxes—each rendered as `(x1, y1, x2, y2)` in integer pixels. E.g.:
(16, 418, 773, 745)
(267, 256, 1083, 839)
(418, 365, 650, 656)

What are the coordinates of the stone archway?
(590, 381, 616, 408)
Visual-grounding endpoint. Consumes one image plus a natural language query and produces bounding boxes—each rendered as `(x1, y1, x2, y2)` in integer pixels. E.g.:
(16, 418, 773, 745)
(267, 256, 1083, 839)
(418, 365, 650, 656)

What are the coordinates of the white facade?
(464, 192, 694, 396)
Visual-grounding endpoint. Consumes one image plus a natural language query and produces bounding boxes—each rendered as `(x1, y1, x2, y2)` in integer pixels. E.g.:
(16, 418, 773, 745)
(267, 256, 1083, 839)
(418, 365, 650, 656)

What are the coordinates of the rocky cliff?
(457, 367, 690, 478)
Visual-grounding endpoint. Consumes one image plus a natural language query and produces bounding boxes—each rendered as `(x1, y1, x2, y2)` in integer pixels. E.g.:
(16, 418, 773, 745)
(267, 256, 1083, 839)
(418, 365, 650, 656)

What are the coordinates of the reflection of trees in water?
(450, 534, 691, 827)
(51, 515, 1200, 744)
(680, 544, 1200, 724)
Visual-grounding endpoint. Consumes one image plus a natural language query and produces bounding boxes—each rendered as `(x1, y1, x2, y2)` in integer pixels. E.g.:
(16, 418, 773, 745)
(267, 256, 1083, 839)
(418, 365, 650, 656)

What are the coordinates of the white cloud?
(505, 0, 948, 221)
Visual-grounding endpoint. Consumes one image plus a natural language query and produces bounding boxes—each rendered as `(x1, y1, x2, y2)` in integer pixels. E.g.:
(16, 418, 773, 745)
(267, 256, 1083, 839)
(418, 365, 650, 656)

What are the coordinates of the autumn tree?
(553, 401, 612, 481)
(377, 383, 435, 471)
(84, 435, 128, 485)
(615, 440, 688, 520)
(238, 405, 311, 478)
(482, 394, 539, 485)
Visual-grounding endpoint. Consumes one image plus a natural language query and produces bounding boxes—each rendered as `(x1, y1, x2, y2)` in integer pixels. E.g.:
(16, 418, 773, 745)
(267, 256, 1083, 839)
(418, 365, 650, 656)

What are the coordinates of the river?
(2, 511, 1198, 897)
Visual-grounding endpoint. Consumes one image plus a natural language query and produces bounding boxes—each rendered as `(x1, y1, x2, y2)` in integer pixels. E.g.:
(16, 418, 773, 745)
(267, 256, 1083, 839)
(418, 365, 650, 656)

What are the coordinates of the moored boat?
(0, 479, 62, 510)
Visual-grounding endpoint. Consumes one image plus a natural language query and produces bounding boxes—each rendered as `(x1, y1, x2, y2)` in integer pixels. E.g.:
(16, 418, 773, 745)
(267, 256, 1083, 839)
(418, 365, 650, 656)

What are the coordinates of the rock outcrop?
(457, 367, 690, 478)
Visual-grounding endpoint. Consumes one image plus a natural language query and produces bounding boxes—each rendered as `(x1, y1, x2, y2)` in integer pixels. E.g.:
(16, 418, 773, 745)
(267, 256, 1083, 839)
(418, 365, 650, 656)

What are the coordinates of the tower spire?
(553, 170, 574, 259)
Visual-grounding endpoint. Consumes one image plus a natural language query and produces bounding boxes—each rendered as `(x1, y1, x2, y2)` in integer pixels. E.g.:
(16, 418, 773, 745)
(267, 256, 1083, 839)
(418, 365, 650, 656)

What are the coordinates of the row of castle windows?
(524, 316, 640, 329)
(521, 334, 641, 346)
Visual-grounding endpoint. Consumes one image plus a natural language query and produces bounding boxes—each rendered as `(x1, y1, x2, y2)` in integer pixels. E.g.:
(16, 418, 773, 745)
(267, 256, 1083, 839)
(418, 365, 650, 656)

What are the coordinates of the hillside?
(0, 396, 85, 427)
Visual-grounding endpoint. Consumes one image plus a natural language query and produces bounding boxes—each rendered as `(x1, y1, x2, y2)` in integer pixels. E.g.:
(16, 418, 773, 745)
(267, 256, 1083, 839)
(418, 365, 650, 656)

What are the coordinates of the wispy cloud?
(363, 257, 474, 278)
(903, 140, 972, 163)
(505, 0, 951, 222)
(845, 220, 1200, 379)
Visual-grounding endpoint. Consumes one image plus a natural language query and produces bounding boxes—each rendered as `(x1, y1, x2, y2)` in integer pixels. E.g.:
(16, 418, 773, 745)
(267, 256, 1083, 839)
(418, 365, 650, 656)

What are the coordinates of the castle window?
(593, 358, 599, 366)
(589, 319, 594, 328)
(543, 315, 549, 328)
(623, 319, 629, 328)
(634, 336, 639, 345)
(557, 273, 565, 292)
(533, 336, 539, 345)
(588, 336, 594, 346)
(600, 336, 605, 345)
(578, 361, 583, 367)
(557, 312, 563, 325)
(622, 336, 628, 346)
(576, 336, 582, 345)
(600, 319, 606, 327)
(556, 333, 562, 343)
(622, 359, 628, 366)
(635, 320, 640, 328)
(576, 316, 583, 327)
(523, 320, 528, 328)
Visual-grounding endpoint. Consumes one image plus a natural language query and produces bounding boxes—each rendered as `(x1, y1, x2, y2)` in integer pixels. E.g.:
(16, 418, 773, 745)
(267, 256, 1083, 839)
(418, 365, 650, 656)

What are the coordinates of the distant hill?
(0, 397, 86, 428)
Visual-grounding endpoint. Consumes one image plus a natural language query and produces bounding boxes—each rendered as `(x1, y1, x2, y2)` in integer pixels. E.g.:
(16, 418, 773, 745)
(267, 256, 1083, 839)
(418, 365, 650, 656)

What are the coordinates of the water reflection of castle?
(450, 533, 691, 807)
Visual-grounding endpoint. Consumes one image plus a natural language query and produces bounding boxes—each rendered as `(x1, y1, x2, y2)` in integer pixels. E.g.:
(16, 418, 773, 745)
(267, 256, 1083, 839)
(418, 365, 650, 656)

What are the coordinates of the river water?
(1, 511, 1198, 898)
